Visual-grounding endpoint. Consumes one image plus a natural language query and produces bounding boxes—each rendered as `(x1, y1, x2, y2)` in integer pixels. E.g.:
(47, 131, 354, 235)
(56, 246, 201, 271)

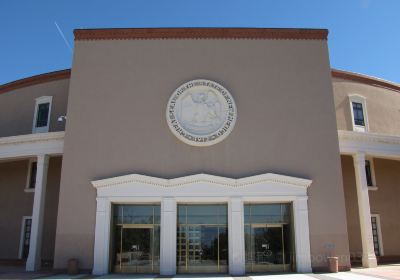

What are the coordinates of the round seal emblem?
(166, 79, 237, 146)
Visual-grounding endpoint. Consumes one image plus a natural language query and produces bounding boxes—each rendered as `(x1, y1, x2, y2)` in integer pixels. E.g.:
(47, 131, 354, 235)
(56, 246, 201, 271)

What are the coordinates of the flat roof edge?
(74, 27, 328, 41)
(1, 68, 398, 96)
(0, 69, 71, 95)
(332, 69, 400, 93)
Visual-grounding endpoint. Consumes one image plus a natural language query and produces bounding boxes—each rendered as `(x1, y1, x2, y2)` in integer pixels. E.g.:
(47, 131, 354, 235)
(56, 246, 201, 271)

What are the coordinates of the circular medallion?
(166, 79, 237, 146)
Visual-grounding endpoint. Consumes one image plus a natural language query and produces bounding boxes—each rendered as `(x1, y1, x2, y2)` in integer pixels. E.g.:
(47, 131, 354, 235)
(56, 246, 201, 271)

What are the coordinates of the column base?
(362, 254, 378, 268)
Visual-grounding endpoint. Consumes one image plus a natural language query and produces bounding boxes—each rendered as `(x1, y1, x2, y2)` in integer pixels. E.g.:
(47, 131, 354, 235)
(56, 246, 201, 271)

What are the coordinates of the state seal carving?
(166, 79, 237, 146)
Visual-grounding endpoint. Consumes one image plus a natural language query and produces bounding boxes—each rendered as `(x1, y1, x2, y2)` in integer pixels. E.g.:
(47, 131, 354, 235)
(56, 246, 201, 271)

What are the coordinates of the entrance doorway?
(111, 204, 160, 273)
(244, 203, 294, 273)
(177, 204, 228, 273)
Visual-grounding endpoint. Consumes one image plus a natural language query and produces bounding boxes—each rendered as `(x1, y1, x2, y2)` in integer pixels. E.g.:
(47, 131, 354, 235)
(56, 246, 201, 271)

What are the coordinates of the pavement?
(0, 264, 399, 280)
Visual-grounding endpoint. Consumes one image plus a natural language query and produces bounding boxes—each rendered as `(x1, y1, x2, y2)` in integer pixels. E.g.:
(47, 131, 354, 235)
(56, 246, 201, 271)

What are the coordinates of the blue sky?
(1, 0, 399, 84)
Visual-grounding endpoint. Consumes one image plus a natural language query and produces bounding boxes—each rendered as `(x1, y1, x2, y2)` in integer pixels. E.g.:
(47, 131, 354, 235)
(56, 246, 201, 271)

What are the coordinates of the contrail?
(54, 21, 72, 52)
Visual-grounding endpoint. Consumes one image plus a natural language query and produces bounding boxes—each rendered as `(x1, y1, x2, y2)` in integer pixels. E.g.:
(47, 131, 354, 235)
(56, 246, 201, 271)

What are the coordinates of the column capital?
(36, 154, 49, 166)
(353, 152, 366, 164)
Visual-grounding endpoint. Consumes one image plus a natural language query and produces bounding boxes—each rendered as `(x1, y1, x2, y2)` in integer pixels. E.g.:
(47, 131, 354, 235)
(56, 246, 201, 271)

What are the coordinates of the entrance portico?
(91, 173, 312, 276)
(339, 130, 400, 268)
(0, 132, 64, 271)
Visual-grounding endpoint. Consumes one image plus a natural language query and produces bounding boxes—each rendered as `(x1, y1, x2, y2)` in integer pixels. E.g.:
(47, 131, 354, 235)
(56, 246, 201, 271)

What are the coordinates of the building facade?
(0, 28, 399, 275)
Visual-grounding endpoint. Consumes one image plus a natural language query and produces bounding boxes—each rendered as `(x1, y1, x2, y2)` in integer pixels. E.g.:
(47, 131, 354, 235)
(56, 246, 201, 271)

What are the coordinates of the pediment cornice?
(91, 173, 312, 189)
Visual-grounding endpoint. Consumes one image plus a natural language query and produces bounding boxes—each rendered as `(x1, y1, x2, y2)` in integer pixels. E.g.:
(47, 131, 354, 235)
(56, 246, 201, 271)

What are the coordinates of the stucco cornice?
(0, 132, 65, 146)
(338, 130, 400, 159)
(74, 27, 328, 41)
(332, 69, 400, 93)
(91, 173, 312, 189)
(0, 69, 71, 95)
(0, 132, 65, 160)
(338, 130, 400, 146)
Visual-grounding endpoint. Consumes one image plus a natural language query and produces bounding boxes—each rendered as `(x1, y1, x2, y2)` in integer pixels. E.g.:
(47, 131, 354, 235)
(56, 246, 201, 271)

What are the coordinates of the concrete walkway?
(1, 265, 400, 280)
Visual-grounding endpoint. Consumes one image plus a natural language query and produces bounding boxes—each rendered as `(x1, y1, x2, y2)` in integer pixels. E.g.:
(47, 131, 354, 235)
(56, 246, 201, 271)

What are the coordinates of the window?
(32, 96, 52, 133)
(36, 103, 50, 127)
(18, 216, 32, 259)
(371, 214, 384, 256)
(25, 159, 37, 192)
(365, 157, 377, 189)
(365, 160, 373, 186)
(352, 102, 365, 126)
(349, 95, 368, 132)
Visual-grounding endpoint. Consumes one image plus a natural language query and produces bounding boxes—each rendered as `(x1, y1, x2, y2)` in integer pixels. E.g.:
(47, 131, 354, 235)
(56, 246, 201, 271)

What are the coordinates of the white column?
(160, 197, 176, 275)
(26, 154, 49, 271)
(353, 153, 377, 268)
(92, 197, 110, 275)
(293, 197, 312, 273)
(228, 197, 245, 275)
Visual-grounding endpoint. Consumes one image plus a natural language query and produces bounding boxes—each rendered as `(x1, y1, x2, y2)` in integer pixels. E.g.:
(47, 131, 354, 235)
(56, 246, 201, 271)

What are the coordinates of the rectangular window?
(371, 215, 383, 256)
(352, 102, 365, 126)
(19, 217, 32, 259)
(365, 160, 373, 187)
(32, 96, 52, 133)
(349, 95, 368, 132)
(22, 218, 32, 259)
(35, 103, 50, 127)
(29, 162, 37, 189)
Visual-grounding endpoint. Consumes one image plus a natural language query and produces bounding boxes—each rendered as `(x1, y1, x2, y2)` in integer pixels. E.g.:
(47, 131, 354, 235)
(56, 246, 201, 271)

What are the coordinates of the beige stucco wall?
(341, 155, 362, 257)
(0, 79, 69, 138)
(0, 157, 62, 262)
(54, 38, 350, 270)
(333, 77, 400, 136)
(342, 155, 400, 257)
(370, 158, 400, 256)
(0, 160, 33, 259)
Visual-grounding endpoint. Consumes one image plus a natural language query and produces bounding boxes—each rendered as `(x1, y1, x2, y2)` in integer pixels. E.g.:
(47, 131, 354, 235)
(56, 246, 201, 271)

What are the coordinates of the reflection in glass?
(177, 204, 228, 273)
(244, 203, 294, 273)
(111, 204, 160, 273)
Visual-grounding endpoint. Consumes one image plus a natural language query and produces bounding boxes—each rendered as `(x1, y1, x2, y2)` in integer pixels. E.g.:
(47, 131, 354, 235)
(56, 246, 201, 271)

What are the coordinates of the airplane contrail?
(54, 21, 72, 52)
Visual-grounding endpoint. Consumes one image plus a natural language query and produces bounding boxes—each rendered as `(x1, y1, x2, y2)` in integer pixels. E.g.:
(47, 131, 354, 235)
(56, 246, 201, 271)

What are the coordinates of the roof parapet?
(74, 27, 328, 41)
(0, 69, 71, 95)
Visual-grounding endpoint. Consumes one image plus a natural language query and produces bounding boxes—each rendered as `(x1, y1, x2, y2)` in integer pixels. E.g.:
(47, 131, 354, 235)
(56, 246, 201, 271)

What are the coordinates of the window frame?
(18, 216, 32, 259)
(349, 94, 369, 132)
(371, 214, 384, 256)
(25, 159, 37, 192)
(32, 96, 52, 133)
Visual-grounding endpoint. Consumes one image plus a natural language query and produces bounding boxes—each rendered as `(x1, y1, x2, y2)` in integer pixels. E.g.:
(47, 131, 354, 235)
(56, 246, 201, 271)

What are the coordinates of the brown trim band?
(0, 69, 71, 95)
(74, 27, 328, 41)
(332, 69, 400, 93)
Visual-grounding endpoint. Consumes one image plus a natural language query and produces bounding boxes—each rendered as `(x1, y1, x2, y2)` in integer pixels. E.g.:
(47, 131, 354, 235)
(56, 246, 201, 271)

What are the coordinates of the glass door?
(244, 203, 293, 273)
(246, 224, 288, 272)
(177, 204, 228, 273)
(118, 226, 155, 273)
(112, 204, 160, 273)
